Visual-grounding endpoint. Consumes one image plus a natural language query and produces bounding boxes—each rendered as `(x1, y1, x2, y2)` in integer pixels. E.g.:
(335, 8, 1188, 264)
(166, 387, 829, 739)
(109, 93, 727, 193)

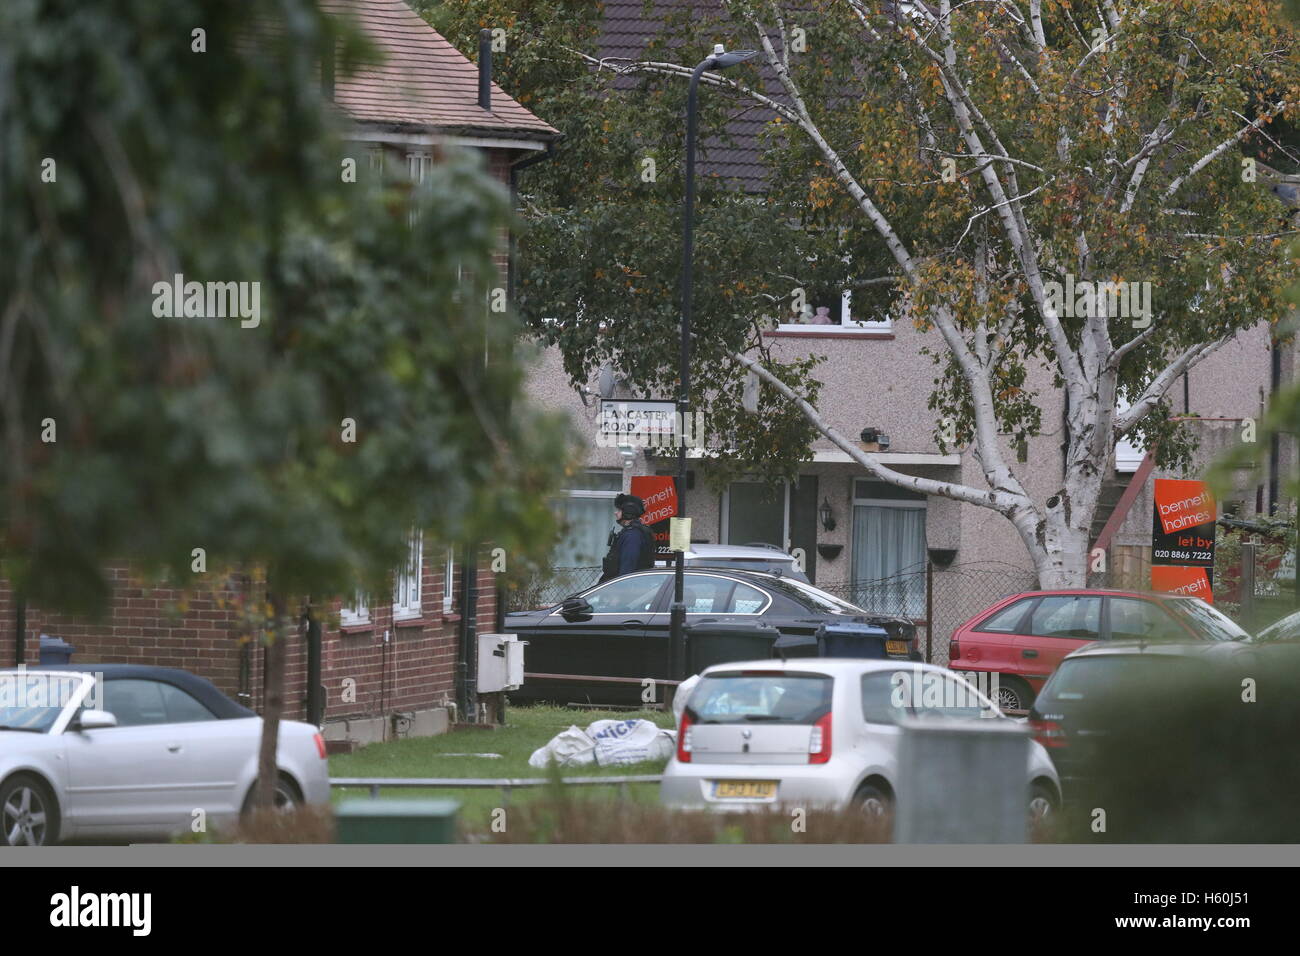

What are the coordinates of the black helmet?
(615, 493, 645, 519)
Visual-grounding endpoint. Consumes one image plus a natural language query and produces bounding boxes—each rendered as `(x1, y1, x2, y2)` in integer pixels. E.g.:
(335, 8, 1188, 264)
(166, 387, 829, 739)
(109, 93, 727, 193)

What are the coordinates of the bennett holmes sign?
(1151, 478, 1216, 602)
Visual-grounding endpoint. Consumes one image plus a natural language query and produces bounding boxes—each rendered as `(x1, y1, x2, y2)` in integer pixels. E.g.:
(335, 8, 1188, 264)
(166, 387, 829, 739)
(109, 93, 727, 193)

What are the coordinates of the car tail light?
(313, 733, 327, 759)
(1030, 719, 1067, 750)
(948, 638, 960, 662)
(676, 711, 694, 763)
(808, 712, 832, 764)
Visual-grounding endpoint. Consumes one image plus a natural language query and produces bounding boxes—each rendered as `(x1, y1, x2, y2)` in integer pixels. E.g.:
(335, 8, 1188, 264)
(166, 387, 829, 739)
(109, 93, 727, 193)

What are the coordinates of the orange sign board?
(1150, 565, 1214, 605)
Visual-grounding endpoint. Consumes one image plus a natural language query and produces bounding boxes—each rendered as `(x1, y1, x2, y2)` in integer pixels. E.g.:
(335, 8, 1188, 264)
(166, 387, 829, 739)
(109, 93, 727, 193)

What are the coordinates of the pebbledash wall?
(0, 559, 501, 745)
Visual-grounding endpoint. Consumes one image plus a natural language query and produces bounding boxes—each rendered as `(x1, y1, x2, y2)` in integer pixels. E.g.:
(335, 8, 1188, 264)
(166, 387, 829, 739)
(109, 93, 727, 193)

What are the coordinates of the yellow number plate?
(885, 640, 909, 655)
(714, 780, 777, 799)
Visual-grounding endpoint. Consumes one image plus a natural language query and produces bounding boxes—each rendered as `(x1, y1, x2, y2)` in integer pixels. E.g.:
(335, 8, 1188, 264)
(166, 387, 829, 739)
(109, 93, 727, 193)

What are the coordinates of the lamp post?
(670, 44, 756, 687)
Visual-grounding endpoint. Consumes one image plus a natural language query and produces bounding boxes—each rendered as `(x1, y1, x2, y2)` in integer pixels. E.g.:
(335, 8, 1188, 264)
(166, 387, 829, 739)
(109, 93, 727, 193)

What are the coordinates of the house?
(0, 0, 560, 744)
(518, 0, 1299, 658)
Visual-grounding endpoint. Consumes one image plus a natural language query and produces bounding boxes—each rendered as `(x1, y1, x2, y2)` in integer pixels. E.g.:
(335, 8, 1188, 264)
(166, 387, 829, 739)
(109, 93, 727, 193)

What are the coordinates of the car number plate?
(714, 780, 777, 799)
(885, 640, 909, 656)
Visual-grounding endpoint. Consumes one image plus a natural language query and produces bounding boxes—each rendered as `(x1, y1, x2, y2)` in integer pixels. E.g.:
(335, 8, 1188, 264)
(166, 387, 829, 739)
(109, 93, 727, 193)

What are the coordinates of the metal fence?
(820, 562, 1038, 668)
(504, 566, 602, 612)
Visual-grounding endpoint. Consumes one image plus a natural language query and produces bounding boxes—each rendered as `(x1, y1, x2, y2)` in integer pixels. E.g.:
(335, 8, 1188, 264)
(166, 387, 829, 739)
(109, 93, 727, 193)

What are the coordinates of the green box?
(335, 798, 460, 844)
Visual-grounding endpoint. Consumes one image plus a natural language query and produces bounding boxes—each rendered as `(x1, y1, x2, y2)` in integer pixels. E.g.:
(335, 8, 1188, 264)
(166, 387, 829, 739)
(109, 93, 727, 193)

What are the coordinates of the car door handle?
(621, 620, 645, 627)
(1021, 649, 1038, 658)
(167, 743, 183, 753)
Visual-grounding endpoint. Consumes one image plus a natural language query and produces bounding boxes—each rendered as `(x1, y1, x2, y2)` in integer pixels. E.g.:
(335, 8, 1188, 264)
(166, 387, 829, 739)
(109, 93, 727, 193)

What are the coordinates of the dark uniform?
(600, 494, 656, 582)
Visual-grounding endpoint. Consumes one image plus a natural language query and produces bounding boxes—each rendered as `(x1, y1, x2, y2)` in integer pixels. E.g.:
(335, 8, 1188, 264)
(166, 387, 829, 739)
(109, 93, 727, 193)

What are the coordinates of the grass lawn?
(328, 705, 676, 836)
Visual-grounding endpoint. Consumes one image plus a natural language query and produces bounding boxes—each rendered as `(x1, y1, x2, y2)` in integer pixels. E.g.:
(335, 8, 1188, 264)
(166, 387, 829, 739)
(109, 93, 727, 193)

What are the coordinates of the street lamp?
(670, 43, 757, 687)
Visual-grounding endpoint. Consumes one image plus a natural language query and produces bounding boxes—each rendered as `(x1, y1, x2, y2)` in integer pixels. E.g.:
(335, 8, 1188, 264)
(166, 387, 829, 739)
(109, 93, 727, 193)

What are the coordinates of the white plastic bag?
(585, 718, 675, 766)
(527, 724, 596, 769)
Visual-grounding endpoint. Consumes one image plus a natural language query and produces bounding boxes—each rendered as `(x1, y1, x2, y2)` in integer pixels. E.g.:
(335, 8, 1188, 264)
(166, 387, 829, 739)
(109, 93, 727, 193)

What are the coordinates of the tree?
(438, 0, 1299, 587)
(1, 0, 572, 809)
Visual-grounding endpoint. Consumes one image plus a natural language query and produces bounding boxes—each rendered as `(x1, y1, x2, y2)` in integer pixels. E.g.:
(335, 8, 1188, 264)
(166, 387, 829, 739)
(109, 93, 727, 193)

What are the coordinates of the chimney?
(478, 28, 492, 111)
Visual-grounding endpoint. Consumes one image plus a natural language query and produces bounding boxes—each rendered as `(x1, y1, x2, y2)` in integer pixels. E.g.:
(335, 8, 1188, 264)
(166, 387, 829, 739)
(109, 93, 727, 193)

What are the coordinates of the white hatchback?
(0, 665, 330, 845)
(660, 659, 1060, 828)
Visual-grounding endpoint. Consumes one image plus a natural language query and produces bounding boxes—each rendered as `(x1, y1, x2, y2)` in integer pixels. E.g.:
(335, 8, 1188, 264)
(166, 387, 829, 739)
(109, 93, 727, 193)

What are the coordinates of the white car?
(656, 544, 811, 583)
(661, 659, 1060, 829)
(0, 665, 330, 845)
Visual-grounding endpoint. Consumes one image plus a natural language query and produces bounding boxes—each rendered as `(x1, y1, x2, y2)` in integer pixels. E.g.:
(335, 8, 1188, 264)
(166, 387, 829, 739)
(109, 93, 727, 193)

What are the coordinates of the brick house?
(0, 0, 559, 745)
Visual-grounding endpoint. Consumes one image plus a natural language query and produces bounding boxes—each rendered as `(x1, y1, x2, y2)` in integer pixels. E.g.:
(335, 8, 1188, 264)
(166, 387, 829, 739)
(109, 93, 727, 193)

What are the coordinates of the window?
(407, 151, 433, 183)
(158, 684, 216, 724)
(861, 672, 909, 724)
(723, 480, 787, 549)
(553, 471, 622, 569)
(393, 531, 423, 620)
(340, 591, 370, 627)
(1108, 598, 1185, 642)
(861, 669, 994, 723)
(726, 582, 769, 614)
(443, 547, 455, 615)
(851, 480, 927, 618)
(102, 680, 169, 727)
(773, 289, 892, 334)
(909, 673, 993, 720)
(580, 573, 668, 614)
(975, 599, 1033, 633)
(681, 574, 737, 614)
(689, 672, 832, 723)
(1026, 595, 1102, 639)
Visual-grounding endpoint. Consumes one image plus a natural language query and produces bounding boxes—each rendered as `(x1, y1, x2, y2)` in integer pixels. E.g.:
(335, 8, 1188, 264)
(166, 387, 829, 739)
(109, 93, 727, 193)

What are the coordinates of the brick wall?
(0, 555, 501, 726)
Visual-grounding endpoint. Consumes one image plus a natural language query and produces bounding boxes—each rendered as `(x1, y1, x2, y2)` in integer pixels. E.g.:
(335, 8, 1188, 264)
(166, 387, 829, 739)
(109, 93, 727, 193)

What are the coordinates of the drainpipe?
(14, 594, 25, 666)
(1270, 338, 1281, 515)
(305, 607, 323, 727)
(457, 545, 480, 722)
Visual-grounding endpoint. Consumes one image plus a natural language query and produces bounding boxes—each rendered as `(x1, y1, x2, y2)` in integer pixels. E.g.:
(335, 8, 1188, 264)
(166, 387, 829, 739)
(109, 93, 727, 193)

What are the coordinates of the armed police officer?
(599, 493, 656, 582)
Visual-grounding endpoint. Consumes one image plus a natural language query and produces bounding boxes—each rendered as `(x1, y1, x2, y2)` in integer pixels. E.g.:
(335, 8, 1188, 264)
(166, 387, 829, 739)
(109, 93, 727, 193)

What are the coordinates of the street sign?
(597, 399, 677, 446)
(1151, 478, 1216, 602)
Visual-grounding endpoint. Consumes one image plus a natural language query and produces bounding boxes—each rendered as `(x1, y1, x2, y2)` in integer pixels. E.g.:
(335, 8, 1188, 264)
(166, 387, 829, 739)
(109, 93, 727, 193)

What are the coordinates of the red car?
(947, 589, 1249, 712)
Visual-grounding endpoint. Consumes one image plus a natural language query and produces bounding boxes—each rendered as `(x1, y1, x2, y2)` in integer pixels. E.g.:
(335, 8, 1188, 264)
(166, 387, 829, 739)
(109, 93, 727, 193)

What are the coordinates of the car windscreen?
(0, 673, 85, 733)
(687, 672, 832, 724)
(1254, 609, 1300, 644)
(1164, 598, 1250, 642)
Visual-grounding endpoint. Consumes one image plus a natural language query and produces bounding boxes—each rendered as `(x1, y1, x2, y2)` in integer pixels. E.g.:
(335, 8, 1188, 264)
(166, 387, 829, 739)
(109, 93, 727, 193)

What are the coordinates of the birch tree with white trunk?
(462, 0, 1300, 587)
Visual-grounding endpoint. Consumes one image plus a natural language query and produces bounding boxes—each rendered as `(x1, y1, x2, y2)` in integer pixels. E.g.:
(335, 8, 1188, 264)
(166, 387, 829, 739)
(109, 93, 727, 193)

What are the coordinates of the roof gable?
(322, 0, 558, 140)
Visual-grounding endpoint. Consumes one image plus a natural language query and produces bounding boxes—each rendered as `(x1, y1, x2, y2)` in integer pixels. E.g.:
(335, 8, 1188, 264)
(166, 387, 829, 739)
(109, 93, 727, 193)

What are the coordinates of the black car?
(505, 568, 917, 705)
(1027, 639, 1300, 841)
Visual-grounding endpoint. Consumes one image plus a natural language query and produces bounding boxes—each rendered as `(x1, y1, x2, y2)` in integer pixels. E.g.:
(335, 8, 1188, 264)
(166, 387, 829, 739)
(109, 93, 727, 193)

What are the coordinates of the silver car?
(658, 544, 812, 583)
(0, 665, 330, 845)
(661, 659, 1060, 829)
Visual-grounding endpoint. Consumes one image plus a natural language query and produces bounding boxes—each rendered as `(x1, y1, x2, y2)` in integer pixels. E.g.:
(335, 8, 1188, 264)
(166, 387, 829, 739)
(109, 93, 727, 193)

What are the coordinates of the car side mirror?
(560, 597, 594, 622)
(73, 709, 117, 731)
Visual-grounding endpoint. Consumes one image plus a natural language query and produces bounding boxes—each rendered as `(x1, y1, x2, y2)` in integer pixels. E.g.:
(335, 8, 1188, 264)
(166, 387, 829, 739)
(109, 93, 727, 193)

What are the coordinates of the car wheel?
(241, 775, 303, 817)
(852, 782, 895, 829)
(1028, 782, 1058, 832)
(1, 774, 59, 847)
(995, 677, 1034, 712)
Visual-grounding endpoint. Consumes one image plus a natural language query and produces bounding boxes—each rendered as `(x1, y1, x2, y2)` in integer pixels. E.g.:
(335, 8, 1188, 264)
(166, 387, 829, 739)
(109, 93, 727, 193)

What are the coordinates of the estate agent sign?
(1151, 478, 1216, 603)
